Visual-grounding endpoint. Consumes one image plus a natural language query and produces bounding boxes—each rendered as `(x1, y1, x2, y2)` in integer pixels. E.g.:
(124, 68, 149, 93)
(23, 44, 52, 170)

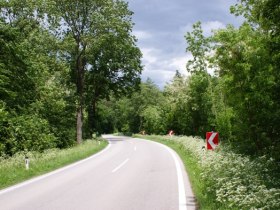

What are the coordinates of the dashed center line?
(112, 158, 129, 173)
(134, 146, 137, 151)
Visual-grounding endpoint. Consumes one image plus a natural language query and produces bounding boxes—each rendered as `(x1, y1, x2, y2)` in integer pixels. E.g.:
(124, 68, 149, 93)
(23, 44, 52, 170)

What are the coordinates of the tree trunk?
(92, 100, 97, 132)
(87, 100, 96, 137)
(75, 44, 85, 144)
(76, 105, 83, 144)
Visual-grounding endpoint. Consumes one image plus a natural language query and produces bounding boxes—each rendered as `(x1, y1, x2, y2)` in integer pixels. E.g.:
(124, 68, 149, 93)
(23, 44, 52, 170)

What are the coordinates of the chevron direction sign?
(206, 132, 219, 150)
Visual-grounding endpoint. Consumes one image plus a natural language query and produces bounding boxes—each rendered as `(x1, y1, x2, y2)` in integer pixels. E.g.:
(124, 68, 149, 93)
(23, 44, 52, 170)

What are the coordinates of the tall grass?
(0, 139, 107, 190)
(134, 134, 280, 210)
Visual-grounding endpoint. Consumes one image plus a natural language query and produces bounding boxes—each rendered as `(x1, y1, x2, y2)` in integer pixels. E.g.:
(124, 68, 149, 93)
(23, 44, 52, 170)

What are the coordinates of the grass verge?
(0, 139, 108, 190)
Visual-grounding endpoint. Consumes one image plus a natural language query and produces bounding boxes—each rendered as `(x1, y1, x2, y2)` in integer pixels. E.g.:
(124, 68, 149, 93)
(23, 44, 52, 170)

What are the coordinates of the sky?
(126, 0, 243, 88)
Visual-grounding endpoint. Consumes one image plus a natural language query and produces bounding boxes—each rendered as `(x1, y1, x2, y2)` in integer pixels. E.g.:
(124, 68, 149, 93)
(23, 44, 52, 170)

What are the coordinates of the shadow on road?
(186, 196, 198, 210)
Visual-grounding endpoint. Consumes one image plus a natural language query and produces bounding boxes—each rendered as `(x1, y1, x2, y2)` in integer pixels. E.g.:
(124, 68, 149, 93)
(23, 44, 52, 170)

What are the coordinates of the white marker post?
(25, 157, 30, 170)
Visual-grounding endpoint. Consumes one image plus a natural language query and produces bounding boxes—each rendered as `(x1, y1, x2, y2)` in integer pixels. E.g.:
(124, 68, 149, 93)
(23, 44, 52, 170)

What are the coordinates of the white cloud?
(141, 69, 176, 88)
(133, 30, 152, 40)
(128, 0, 242, 88)
(139, 47, 194, 88)
(181, 20, 226, 37)
(201, 21, 226, 36)
(168, 53, 193, 76)
(141, 47, 159, 66)
(137, 21, 226, 89)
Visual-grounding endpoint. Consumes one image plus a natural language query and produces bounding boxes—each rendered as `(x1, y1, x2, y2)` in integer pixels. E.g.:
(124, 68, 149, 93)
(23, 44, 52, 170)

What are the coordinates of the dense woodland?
(0, 0, 142, 155)
(1, 0, 279, 161)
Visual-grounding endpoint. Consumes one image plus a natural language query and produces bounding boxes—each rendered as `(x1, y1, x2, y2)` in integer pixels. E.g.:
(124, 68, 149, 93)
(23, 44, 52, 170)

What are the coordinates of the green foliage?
(209, 78, 234, 141)
(163, 71, 213, 136)
(177, 1, 280, 159)
(226, 0, 280, 158)
(6, 115, 56, 154)
(185, 21, 211, 73)
(163, 71, 190, 134)
(0, 103, 57, 155)
(91, 80, 166, 134)
(140, 106, 165, 134)
(0, 20, 36, 109)
(0, 0, 140, 155)
(43, 0, 142, 142)
(211, 22, 279, 157)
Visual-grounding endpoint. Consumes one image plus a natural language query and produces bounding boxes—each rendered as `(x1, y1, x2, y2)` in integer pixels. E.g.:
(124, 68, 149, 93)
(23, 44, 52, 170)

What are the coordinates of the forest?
(0, 0, 142, 156)
(1, 0, 280, 162)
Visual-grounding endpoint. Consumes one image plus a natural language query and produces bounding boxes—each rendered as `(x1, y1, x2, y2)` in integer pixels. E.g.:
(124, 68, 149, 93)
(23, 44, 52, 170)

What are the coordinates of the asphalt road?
(0, 135, 196, 210)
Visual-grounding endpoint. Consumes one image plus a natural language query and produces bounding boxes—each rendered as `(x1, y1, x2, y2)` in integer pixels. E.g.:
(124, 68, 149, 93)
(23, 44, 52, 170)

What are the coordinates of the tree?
(140, 106, 165, 134)
(0, 19, 36, 110)
(208, 0, 280, 158)
(213, 22, 278, 155)
(0, 1, 76, 154)
(164, 71, 190, 134)
(45, 0, 141, 143)
(94, 80, 164, 134)
(184, 22, 215, 136)
(84, 3, 142, 136)
(185, 22, 211, 73)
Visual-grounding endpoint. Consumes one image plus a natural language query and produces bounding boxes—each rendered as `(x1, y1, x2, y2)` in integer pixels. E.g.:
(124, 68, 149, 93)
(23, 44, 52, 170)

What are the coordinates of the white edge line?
(135, 138, 187, 210)
(112, 158, 129, 173)
(0, 143, 112, 195)
(166, 146, 187, 210)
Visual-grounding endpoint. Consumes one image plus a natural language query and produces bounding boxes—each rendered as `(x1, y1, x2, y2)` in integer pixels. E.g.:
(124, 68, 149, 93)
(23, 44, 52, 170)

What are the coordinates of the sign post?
(206, 132, 219, 150)
(168, 130, 174, 136)
(25, 157, 30, 170)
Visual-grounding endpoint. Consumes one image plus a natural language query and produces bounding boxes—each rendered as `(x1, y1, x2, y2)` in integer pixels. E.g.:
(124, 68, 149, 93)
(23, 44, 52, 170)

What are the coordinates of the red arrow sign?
(206, 132, 219, 150)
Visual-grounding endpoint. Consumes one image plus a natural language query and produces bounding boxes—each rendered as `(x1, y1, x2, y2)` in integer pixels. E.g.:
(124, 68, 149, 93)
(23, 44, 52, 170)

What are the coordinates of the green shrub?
(0, 114, 56, 155)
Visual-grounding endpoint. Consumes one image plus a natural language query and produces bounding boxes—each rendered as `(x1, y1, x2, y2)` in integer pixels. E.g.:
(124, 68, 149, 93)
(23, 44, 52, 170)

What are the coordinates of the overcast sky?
(127, 0, 243, 88)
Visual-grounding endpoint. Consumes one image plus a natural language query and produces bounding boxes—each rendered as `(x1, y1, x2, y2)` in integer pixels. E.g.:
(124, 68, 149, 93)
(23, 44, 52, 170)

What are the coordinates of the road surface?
(0, 135, 196, 210)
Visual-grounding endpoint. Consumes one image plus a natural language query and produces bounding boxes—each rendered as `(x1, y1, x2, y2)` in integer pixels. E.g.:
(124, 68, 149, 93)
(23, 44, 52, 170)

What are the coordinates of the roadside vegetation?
(0, 139, 107, 190)
(1, 0, 279, 207)
(135, 134, 280, 210)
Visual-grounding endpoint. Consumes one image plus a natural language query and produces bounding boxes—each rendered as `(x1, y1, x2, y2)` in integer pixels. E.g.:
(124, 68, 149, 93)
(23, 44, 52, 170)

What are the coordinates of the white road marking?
(166, 146, 187, 210)
(112, 158, 129, 173)
(0, 143, 112, 195)
(208, 132, 218, 149)
(134, 146, 137, 151)
(135, 138, 187, 210)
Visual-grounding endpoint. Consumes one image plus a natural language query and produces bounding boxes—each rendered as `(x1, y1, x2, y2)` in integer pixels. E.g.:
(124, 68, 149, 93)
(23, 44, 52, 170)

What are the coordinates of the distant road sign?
(168, 130, 174, 136)
(206, 132, 219, 150)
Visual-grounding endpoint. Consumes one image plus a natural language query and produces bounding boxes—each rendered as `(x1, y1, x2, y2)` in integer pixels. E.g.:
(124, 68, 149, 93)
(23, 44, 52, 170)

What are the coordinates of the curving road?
(0, 135, 196, 210)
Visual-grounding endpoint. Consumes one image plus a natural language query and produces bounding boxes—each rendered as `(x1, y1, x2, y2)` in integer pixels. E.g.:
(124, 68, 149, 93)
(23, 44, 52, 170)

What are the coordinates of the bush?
(0, 114, 56, 155)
